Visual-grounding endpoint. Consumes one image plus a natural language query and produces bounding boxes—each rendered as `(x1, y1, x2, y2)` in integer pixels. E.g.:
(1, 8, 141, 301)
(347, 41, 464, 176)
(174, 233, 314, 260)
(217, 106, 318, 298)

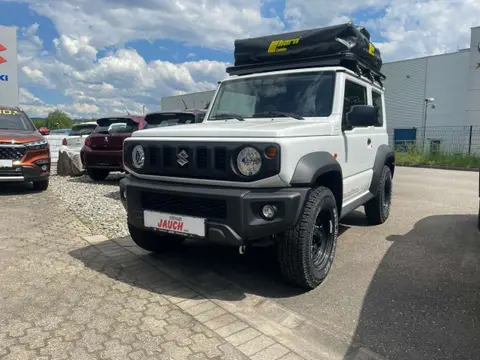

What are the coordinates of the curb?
(397, 164, 479, 172)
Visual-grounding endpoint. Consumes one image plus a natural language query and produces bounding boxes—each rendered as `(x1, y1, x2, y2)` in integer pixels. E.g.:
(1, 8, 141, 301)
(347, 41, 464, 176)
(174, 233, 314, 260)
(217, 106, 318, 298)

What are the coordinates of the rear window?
(144, 113, 199, 129)
(94, 118, 139, 134)
(70, 124, 98, 136)
(0, 109, 36, 131)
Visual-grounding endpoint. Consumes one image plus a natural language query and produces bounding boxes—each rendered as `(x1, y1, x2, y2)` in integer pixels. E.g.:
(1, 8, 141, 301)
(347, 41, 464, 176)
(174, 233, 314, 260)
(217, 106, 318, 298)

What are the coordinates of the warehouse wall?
(381, 48, 475, 153)
(382, 58, 427, 130)
(424, 50, 470, 127)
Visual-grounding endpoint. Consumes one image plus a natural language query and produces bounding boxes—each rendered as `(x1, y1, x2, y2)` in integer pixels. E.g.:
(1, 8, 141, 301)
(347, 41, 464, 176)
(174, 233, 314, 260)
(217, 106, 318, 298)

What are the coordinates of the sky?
(0, 0, 479, 118)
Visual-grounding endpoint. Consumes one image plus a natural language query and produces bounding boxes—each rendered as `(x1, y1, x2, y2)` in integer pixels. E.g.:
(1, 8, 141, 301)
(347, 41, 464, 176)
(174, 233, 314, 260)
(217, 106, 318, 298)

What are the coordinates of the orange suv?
(0, 106, 51, 191)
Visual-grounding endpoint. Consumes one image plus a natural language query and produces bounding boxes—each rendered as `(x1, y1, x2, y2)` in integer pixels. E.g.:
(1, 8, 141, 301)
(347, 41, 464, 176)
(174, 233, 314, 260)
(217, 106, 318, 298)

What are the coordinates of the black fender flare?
(369, 144, 395, 194)
(290, 152, 342, 186)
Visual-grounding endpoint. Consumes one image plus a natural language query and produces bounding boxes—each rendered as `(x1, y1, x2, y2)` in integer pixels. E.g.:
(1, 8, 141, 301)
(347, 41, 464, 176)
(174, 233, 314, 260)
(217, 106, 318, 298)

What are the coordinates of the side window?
(343, 80, 367, 126)
(372, 90, 384, 127)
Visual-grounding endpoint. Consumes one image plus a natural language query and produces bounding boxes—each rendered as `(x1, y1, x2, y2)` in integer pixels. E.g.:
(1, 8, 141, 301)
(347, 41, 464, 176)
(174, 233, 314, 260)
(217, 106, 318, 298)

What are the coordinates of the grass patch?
(395, 149, 480, 169)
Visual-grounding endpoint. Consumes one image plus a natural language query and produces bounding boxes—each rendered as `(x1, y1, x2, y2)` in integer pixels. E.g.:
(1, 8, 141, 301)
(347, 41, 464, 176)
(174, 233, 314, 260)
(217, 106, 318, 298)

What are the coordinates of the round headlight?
(132, 145, 145, 169)
(237, 147, 262, 176)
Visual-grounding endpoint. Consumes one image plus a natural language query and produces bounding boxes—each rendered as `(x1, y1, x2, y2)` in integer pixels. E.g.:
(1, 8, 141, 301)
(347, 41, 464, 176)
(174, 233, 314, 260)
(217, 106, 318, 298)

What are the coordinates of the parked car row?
(63, 109, 206, 181)
(0, 105, 207, 189)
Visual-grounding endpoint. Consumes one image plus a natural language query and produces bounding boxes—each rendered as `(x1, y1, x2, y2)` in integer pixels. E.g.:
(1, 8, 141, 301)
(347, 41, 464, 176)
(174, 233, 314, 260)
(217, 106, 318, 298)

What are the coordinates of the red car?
(80, 115, 145, 181)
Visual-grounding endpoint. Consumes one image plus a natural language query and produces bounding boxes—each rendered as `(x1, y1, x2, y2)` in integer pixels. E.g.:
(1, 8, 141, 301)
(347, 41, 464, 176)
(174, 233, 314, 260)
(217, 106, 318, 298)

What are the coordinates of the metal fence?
(389, 125, 480, 155)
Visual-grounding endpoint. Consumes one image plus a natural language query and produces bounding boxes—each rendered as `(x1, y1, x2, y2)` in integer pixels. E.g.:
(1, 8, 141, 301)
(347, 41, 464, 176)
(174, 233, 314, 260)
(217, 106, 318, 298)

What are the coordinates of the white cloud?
(284, 0, 385, 30)
(22, 0, 284, 50)
(21, 66, 51, 87)
(19, 88, 43, 105)
(284, 0, 480, 61)
(15, 26, 228, 117)
(371, 0, 480, 60)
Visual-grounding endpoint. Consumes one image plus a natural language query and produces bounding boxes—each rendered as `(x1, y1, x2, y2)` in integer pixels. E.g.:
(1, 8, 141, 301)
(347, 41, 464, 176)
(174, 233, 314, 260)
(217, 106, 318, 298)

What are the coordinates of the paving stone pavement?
(0, 186, 306, 360)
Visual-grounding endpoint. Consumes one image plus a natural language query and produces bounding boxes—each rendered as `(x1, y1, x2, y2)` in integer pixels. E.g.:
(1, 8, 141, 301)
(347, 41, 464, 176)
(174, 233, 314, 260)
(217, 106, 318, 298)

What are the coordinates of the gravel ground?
(49, 172, 129, 239)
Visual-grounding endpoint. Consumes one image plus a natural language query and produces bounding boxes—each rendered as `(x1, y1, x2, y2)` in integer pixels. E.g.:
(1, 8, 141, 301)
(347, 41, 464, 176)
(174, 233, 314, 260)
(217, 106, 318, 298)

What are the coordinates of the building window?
(372, 90, 384, 127)
(343, 80, 367, 126)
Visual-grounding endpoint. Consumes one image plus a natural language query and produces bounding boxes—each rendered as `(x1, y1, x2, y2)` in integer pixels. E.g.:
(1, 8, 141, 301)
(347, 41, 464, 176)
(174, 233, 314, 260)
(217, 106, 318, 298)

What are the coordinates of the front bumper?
(119, 175, 309, 246)
(0, 163, 50, 182)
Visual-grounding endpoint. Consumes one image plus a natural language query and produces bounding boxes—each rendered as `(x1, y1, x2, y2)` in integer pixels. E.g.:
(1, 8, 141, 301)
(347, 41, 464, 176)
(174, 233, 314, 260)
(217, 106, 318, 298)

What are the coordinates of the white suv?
(119, 22, 395, 290)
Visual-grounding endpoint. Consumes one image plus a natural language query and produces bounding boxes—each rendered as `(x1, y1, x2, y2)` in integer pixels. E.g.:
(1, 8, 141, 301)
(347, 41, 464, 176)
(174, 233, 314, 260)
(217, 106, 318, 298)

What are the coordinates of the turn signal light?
(62, 138, 67, 146)
(265, 146, 277, 159)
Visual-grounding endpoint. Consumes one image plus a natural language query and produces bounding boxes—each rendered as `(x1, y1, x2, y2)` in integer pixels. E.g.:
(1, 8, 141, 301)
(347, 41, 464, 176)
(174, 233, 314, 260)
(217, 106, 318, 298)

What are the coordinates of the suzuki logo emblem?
(0, 43, 6, 65)
(177, 150, 188, 166)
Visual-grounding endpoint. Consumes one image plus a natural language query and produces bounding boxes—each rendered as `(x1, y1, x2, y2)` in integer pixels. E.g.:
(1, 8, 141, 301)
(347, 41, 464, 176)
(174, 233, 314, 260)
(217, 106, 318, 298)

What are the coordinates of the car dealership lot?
(0, 167, 478, 360)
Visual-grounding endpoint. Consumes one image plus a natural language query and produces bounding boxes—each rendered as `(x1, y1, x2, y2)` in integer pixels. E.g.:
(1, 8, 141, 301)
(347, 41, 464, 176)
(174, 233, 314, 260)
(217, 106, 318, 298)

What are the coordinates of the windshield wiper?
(210, 113, 245, 121)
(252, 111, 304, 120)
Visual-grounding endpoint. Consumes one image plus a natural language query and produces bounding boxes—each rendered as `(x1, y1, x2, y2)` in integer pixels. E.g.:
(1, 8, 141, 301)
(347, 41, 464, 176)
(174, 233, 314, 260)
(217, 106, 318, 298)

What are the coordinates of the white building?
(161, 26, 480, 154)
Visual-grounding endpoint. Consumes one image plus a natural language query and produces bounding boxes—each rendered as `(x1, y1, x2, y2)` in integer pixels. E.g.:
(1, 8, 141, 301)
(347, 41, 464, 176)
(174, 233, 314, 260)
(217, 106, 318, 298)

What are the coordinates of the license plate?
(144, 210, 206, 237)
(0, 160, 12, 168)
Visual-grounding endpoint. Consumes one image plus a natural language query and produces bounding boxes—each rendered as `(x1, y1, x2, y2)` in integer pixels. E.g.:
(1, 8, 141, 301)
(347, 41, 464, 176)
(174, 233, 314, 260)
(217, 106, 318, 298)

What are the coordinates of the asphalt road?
(136, 167, 480, 360)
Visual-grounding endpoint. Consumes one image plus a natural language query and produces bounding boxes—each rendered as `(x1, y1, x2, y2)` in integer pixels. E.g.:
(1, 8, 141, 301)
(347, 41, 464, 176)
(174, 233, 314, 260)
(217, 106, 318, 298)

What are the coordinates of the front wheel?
(277, 186, 339, 290)
(87, 168, 110, 181)
(128, 224, 185, 253)
(364, 165, 393, 225)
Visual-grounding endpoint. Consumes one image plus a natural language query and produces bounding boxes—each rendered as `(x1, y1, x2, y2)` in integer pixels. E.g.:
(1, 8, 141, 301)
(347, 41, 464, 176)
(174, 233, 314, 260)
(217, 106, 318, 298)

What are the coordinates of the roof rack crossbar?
(226, 52, 386, 84)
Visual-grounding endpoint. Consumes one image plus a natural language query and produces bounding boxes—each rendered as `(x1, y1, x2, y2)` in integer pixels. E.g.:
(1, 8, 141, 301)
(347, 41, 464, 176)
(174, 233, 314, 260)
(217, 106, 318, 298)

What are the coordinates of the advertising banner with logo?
(0, 26, 19, 107)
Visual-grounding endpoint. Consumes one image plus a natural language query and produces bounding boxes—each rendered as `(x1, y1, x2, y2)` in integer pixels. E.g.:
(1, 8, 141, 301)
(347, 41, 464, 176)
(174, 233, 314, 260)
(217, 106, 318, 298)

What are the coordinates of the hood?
(0, 129, 43, 144)
(132, 118, 333, 138)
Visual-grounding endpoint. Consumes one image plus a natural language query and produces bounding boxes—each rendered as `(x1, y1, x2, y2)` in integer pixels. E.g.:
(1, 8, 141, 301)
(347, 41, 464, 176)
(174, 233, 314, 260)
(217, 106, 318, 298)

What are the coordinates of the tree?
(32, 119, 46, 128)
(45, 110, 73, 130)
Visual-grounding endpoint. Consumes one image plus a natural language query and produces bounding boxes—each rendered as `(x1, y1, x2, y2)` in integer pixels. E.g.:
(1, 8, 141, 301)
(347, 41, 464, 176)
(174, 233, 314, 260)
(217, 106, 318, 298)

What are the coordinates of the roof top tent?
(226, 21, 386, 87)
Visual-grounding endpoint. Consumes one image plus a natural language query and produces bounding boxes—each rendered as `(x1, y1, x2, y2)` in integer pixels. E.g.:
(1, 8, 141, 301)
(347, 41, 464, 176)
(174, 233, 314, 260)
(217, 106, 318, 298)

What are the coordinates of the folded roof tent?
(226, 21, 386, 87)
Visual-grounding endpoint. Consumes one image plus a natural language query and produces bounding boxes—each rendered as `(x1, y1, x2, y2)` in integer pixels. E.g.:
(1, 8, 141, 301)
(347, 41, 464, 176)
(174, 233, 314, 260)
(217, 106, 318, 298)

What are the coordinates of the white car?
(120, 22, 395, 290)
(62, 122, 98, 152)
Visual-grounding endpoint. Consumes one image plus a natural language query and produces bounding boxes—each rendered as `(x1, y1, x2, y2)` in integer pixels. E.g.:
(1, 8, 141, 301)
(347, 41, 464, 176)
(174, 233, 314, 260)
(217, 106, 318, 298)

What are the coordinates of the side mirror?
(39, 127, 50, 135)
(346, 105, 377, 129)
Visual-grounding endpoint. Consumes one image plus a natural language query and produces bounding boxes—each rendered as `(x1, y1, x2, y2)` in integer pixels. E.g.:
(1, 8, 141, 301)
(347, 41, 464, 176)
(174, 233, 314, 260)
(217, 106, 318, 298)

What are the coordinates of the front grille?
(148, 145, 228, 172)
(142, 192, 227, 219)
(141, 144, 232, 180)
(0, 146, 26, 160)
(124, 141, 281, 182)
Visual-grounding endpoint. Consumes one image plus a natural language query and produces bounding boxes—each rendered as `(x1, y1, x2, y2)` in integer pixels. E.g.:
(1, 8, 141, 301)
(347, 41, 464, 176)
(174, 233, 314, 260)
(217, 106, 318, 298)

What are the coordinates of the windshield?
(0, 109, 36, 131)
(144, 113, 199, 129)
(208, 71, 335, 120)
(93, 118, 139, 134)
(70, 124, 97, 136)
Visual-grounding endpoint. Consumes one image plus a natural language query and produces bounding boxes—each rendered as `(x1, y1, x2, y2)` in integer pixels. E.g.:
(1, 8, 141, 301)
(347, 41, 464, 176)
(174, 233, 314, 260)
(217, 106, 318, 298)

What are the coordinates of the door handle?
(367, 138, 372, 145)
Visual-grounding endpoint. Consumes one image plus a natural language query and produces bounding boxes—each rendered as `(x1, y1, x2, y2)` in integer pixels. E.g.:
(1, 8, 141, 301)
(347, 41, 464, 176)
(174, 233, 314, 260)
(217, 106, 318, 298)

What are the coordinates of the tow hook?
(239, 246, 246, 255)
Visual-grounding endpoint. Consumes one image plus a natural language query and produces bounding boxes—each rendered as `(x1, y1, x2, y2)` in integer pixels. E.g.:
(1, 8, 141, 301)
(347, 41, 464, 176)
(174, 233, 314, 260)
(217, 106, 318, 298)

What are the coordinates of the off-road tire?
(32, 179, 49, 191)
(128, 223, 185, 253)
(87, 168, 110, 181)
(365, 165, 392, 225)
(277, 186, 339, 290)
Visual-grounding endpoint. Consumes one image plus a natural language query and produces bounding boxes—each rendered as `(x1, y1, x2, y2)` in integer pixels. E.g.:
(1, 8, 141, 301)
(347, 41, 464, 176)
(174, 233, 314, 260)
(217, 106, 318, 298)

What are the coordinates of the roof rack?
(226, 52, 386, 87)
